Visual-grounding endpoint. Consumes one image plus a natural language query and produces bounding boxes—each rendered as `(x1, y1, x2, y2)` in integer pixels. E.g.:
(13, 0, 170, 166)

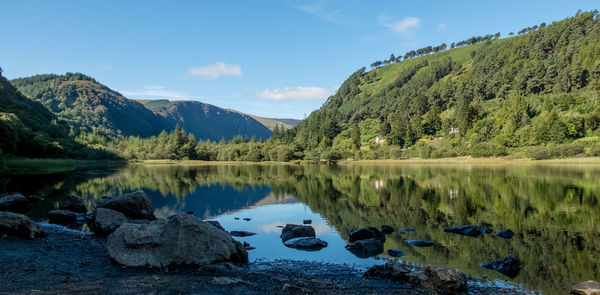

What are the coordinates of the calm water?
(2, 163, 600, 294)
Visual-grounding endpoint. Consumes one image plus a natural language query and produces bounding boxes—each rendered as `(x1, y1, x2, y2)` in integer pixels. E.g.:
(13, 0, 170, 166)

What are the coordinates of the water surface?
(2, 163, 599, 294)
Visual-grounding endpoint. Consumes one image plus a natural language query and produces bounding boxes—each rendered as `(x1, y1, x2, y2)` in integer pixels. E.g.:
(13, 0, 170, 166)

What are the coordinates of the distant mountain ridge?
(225, 109, 301, 131)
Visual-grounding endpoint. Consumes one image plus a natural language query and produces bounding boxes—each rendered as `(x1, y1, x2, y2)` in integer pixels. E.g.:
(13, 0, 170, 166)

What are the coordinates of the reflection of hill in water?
(2, 163, 600, 294)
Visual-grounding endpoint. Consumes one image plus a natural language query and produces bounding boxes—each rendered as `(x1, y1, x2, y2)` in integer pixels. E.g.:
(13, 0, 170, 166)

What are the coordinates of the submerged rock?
(380, 225, 394, 235)
(98, 190, 156, 221)
(107, 213, 247, 267)
(387, 248, 406, 257)
(284, 237, 328, 251)
(571, 280, 600, 295)
(480, 253, 521, 278)
(0, 193, 29, 213)
(406, 240, 436, 247)
(229, 231, 256, 237)
(280, 224, 315, 242)
(348, 226, 386, 243)
(495, 229, 515, 239)
(89, 208, 128, 236)
(345, 238, 384, 258)
(0, 211, 44, 239)
(59, 195, 87, 213)
(47, 210, 84, 225)
(443, 225, 486, 237)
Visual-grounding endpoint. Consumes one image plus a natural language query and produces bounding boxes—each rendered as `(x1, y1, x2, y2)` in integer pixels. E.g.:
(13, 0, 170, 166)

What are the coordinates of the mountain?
(0, 69, 109, 159)
(287, 10, 600, 159)
(138, 99, 272, 141)
(226, 109, 301, 131)
(10, 73, 170, 137)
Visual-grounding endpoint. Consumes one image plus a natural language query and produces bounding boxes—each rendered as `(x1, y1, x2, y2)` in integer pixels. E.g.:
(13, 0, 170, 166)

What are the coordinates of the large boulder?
(59, 195, 87, 213)
(107, 213, 247, 267)
(280, 224, 315, 242)
(47, 210, 84, 225)
(98, 190, 155, 220)
(421, 265, 467, 292)
(0, 211, 44, 239)
(480, 253, 521, 278)
(0, 193, 29, 213)
(348, 226, 386, 242)
(89, 208, 129, 236)
(571, 280, 600, 295)
(345, 238, 384, 258)
(443, 225, 486, 237)
(284, 237, 328, 251)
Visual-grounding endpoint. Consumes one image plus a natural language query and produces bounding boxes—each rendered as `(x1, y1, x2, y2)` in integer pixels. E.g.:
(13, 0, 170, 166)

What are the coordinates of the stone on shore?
(571, 280, 600, 295)
(89, 208, 128, 236)
(0, 211, 44, 239)
(59, 195, 87, 213)
(284, 237, 328, 251)
(421, 265, 467, 292)
(0, 193, 29, 213)
(348, 226, 386, 243)
(280, 224, 315, 242)
(107, 213, 248, 267)
(480, 253, 521, 278)
(363, 262, 412, 281)
(47, 210, 83, 225)
(387, 248, 406, 257)
(98, 190, 156, 220)
(345, 238, 384, 258)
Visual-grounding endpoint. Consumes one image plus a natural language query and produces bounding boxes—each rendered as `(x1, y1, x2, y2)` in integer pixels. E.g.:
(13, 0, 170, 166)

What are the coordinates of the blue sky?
(1, 1, 598, 119)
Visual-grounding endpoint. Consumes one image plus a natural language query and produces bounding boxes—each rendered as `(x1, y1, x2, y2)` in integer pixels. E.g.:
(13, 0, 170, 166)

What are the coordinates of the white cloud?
(257, 86, 332, 101)
(186, 62, 242, 79)
(121, 85, 190, 99)
(379, 13, 421, 35)
(437, 23, 448, 30)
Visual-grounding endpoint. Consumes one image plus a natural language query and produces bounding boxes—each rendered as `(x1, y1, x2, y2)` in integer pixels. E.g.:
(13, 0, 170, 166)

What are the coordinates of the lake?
(2, 162, 600, 294)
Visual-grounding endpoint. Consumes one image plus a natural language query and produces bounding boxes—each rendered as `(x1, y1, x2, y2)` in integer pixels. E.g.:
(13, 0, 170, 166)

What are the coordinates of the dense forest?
(2, 11, 600, 161)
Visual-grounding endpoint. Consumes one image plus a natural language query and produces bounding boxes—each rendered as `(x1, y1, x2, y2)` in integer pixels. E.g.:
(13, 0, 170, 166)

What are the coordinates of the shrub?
(471, 142, 507, 157)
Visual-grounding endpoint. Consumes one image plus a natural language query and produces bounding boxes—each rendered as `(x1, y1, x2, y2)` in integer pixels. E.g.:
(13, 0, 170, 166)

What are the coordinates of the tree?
(351, 121, 361, 149)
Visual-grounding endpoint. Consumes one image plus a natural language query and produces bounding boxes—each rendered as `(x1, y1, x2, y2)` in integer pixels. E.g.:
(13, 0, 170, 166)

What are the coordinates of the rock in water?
(229, 230, 256, 237)
(421, 265, 467, 292)
(47, 210, 83, 225)
(59, 195, 87, 213)
(345, 238, 384, 258)
(380, 225, 394, 234)
(98, 190, 156, 220)
(89, 208, 128, 236)
(398, 228, 416, 232)
(495, 229, 515, 239)
(348, 226, 386, 242)
(571, 280, 600, 295)
(480, 253, 521, 278)
(303, 219, 312, 224)
(0, 193, 29, 213)
(280, 224, 315, 242)
(107, 213, 247, 267)
(406, 240, 436, 247)
(284, 237, 328, 250)
(443, 225, 485, 237)
(0, 211, 44, 239)
(387, 248, 406, 257)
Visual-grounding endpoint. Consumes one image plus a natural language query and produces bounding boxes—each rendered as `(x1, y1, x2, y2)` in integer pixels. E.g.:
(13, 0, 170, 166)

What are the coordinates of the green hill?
(287, 10, 600, 159)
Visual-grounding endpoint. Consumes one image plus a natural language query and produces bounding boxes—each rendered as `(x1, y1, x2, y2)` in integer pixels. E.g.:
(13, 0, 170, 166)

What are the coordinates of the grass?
(0, 158, 125, 175)
(339, 156, 600, 165)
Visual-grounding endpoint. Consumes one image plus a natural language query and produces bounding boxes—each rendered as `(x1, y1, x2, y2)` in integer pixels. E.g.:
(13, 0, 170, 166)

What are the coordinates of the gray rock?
(106, 213, 247, 267)
(89, 208, 128, 236)
(98, 190, 155, 220)
(345, 238, 384, 258)
(421, 265, 467, 292)
(406, 240, 436, 247)
(284, 237, 328, 251)
(348, 226, 386, 242)
(0, 193, 29, 213)
(206, 220, 226, 231)
(47, 210, 83, 225)
(387, 248, 406, 257)
(280, 224, 315, 242)
(495, 229, 515, 239)
(571, 280, 600, 295)
(480, 253, 520, 278)
(59, 195, 87, 213)
(363, 262, 412, 281)
(0, 211, 44, 239)
(229, 230, 256, 237)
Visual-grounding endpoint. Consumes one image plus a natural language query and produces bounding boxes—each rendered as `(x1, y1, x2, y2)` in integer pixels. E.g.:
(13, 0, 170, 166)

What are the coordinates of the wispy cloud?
(379, 13, 421, 35)
(186, 62, 242, 79)
(121, 85, 191, 99)
(258, 86, 332, 101)
(437, 23, 448, 30)
(292, 0, 358, 26)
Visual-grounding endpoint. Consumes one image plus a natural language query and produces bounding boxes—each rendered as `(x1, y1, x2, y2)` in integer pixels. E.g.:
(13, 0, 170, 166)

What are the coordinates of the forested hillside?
(0, 68, 110, 159)
(282, 10, 600, 160)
